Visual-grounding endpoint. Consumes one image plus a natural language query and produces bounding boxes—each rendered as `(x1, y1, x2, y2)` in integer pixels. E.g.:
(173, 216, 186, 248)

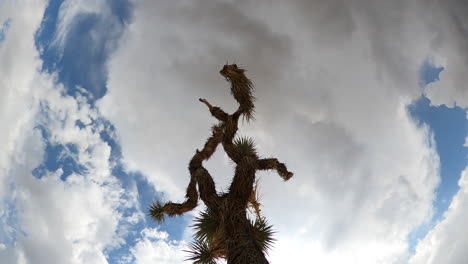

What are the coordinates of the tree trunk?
(224, 158, 269, 264)
(222, 202, 270, 264)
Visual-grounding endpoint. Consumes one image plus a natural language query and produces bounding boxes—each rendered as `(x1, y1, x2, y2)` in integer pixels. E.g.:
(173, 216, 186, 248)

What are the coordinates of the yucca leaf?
(252, 217, 275, 251)
(233, 136, 257, 156)
(185, 238, 217, 264)
(192, 209, 220, 243)
(148, 201, 165, 223)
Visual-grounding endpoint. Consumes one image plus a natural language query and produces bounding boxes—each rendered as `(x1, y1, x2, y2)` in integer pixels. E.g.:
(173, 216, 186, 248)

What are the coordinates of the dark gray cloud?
(291, 0, 356, 44)
(100, 0, 466, 262)
(423, 0, 468, 106)
(2, 0, 463, 262)
(154, 0, 293, 102)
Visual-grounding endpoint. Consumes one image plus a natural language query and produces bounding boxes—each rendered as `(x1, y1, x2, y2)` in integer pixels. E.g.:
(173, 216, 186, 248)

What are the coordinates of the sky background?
(1, 0, 468, 263)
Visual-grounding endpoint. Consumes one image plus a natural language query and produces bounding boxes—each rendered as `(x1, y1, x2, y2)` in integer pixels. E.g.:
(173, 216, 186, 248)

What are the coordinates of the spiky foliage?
(192, 209, 221, 243)
(149, 63, 293, 264)
(185, 239, 218, 264)
(219, 64, 255, 122)
(186, 209, 225, 263)
(186, 207, 275, 263)
(149, 201, 166, 223)
(233, 136, 257, 157)
(252, 217, 275, 252)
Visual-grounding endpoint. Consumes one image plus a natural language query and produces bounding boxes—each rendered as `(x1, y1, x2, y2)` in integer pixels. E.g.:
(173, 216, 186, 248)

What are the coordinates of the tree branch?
(257, 158, 293, 181)
(150, 125, 223, 222)
(199, 98, 229, 122)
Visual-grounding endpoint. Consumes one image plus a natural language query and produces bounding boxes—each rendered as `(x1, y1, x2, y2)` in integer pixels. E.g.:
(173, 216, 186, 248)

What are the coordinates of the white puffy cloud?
(399, 1, 468, 263)
(19, 83, 138, 264)
(423, 0, 468, 107)
(125, 228, 186, 264)
(410, 167, 468, 264)
(100, 0, 449, 263)
(0, 0, 47, 200)
(1, 73, 140, 264)
(0, 4, 48, 258)
(3, 0, 468, 263)
(0, 1, 141, 264)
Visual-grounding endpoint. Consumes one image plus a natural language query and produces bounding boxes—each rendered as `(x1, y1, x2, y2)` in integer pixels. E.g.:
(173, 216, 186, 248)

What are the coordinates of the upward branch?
(200, 64, 294, 181)
(149, 124, 223, 223)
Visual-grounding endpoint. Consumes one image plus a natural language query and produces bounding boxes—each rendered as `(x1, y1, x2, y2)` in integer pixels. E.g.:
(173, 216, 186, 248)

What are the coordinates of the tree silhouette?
(149, 64, 293, 264)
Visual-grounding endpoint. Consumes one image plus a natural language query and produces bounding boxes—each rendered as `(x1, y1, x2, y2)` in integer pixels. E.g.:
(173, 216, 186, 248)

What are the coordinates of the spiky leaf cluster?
(193, 209, 220, 242)
(186, 209, 223, 264)
(222, 64, 256, 122)
(185, 239, 218, 264)
(186, 209, 275, 263)
(252, 217, 275, 252)
(231, 78, 255, 123)
(233, 136, 257, 157)
(149, 201, 166, 223)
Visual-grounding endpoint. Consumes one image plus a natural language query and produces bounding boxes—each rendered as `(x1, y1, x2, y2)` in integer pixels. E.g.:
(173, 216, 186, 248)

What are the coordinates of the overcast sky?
(1, 0, 468, 263)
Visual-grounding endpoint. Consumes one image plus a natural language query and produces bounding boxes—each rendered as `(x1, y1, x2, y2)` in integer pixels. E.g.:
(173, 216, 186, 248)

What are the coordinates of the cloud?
(51, 0, 108, 51)
(3, 0, 468, 263)
(99, 0, 294, 201)
(0, 71, 141, 263)
(410, 167, 468, 264)
(0, 0, 47, 201)
(423, 0, 468, 106)
(100, 0, 448, 263)
(401, 1, 468, 263)
(37, 0, 132, 98)
(0, 18, 11, 44)
(0, 2, 140, 263)
(124, 228, 186, 264)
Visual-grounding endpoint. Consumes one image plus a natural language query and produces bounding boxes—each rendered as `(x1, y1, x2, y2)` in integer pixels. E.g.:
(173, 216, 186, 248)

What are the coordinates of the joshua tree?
(149, 64, 293, 264)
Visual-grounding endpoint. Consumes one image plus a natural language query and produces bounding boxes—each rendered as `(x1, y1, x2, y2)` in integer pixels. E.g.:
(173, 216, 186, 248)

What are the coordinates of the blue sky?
(2, 1, 468, 263)
(1, 1, 188, 263)
(33, 0, 188, 250)
(36, 0, 132, 99)
(0, 19, 11, 44)
(407, 61, 468, 252)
